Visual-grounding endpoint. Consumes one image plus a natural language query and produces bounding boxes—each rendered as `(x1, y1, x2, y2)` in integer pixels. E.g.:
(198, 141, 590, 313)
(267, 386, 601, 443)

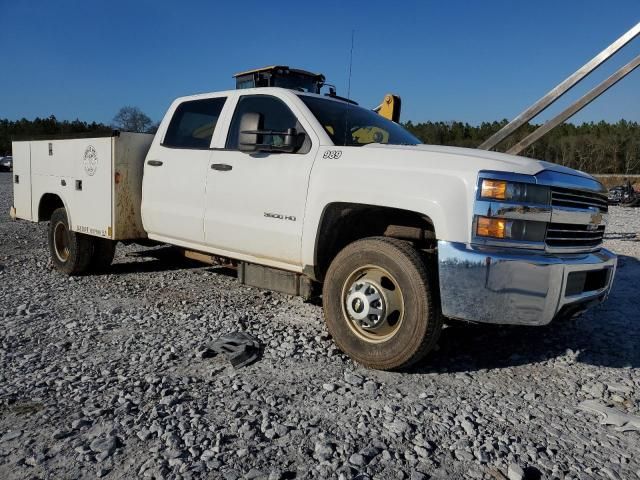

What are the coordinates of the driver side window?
(226, 95, 307, 152)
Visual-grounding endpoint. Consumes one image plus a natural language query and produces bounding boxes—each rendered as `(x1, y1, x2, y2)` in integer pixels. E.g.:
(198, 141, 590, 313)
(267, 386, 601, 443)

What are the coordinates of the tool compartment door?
(11, 142, 33, 220)
(29, 137, 113, 237)
(69, 137, 113, 237)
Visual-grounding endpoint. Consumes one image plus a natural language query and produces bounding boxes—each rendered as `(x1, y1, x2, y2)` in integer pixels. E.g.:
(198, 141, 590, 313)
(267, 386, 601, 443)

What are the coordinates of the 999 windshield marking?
(298, 95, 422, 147)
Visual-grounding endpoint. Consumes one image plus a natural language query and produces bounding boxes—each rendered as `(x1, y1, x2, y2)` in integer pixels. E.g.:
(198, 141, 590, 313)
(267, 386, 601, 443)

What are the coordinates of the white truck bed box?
(11, 131, 153, 240)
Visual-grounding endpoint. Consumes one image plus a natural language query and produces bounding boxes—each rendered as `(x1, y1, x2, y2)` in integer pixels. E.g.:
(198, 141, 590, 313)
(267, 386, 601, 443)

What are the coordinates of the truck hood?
(363, 143, 594, 180)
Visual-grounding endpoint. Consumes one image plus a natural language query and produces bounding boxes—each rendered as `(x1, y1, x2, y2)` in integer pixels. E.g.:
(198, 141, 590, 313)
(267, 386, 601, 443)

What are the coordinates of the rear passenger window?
(163, 98, 226, 149)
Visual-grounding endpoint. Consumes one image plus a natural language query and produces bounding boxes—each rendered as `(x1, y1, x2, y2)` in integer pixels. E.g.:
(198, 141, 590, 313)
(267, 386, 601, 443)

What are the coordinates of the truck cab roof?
(171, 87, 354, 106)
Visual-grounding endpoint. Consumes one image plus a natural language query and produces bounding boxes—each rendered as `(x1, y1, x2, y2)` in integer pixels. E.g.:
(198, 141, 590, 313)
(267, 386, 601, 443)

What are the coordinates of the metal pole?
(506, 55, 640, 155)
(477, 22, 640, 151)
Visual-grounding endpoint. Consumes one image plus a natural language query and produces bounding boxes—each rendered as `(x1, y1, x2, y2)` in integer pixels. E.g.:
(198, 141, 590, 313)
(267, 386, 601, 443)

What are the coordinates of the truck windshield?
(299, 95, 421, 147)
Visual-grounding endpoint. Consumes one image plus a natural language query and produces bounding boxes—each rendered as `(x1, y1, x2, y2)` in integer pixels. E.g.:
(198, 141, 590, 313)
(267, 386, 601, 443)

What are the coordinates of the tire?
(48, 207, 93, 275)
(322, 236, 442, 370)
(88, 238, 117, 272)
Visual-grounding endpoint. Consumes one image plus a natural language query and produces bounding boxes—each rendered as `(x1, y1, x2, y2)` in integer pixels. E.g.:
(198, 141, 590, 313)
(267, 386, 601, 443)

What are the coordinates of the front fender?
(301, 160, 475, 267)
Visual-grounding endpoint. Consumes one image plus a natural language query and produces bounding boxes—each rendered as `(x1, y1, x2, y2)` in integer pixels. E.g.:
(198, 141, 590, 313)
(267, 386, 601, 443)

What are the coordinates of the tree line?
(0, 116, 112, 156)
(404, 119, 640, 174)
(1, 111, 638, 174)
(0, 107, 155, 157)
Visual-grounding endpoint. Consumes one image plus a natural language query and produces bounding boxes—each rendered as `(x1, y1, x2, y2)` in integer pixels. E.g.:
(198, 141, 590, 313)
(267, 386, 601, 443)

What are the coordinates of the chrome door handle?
(147, 160, 163, 167)
(211, 164, 232, 171)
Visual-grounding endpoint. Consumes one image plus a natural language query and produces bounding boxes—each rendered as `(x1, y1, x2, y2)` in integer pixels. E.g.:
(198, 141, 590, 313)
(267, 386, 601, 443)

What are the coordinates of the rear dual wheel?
(48, 207, 116, 275)
(323, 237, 442, 370)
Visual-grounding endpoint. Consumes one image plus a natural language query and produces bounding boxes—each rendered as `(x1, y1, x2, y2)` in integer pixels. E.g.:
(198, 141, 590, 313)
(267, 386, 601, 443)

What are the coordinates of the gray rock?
(344, 371, 364, 386)
(95, 450, 112, 462)
(508, 463, 525, 480)
(166, 449, 184, 460)
(52, 429, 71, 440)
(360, 446, 380, 459)
(245, 469, 264, 480)
(96, 467, 111, 478)
(89, 436, 117, 456)
(363, 381, 378, 394)
(388, 419, 411, 435)
(0, 431, 22, 442)
(273, 423, 290, 437)
(223, 470, 240, 480)
(414, 445, 428, 458)
(159, 395, 178, 406)
(315, 441, 334, 461)
(455, 449, 474, 462)
(461, 419, 476, 435)
(582, 382, 606, 398)
(200, 449, 216, 461)
(475, 449, 489, 464)
(71, 419, 92, 430)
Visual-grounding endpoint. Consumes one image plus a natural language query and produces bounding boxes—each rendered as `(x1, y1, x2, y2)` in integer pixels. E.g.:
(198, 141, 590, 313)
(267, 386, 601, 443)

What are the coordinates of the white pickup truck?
(10, 86, 617, 370)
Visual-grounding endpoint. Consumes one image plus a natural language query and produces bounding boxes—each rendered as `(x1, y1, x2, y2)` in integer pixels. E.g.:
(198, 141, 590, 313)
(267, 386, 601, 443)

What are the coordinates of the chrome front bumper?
(437, 240, 617, 326)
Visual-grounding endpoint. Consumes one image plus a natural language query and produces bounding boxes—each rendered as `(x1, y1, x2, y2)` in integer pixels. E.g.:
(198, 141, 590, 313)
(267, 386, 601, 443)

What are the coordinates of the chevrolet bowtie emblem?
(590, 211, 603, 225)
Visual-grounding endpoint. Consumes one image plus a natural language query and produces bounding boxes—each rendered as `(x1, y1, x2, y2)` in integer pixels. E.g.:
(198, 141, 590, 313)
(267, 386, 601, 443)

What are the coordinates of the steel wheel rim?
(53, 222, 70, 262)
(341, 264, 404, 343)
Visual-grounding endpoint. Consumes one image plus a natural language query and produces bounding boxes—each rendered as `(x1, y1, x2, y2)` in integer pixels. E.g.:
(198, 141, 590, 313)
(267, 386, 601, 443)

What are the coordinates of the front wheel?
(322, 237, 442, 370)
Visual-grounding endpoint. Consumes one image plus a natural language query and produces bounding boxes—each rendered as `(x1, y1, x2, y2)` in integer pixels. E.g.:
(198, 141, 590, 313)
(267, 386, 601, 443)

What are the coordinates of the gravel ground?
(1, 170, 639, 480)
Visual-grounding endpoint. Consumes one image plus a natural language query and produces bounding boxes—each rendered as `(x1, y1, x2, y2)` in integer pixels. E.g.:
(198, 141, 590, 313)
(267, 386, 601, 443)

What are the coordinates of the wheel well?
(313, 203, 436, 281)
(38, 194, 64, 221)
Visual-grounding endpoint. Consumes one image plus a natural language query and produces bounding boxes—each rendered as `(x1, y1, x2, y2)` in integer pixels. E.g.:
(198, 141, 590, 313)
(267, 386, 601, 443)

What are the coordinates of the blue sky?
(1, 0, 638, 125)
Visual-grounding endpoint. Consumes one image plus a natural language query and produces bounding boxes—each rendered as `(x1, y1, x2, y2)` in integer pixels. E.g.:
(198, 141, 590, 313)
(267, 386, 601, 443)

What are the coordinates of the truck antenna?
(344, 30, 355, 146)
(347, 30, 354, 100)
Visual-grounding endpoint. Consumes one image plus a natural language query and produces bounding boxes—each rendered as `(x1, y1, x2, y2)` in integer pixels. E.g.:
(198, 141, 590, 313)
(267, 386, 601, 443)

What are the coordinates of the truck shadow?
(98, 246, 204, 275)
(411, 254, 640, 373)
(99, 246, 238, 277)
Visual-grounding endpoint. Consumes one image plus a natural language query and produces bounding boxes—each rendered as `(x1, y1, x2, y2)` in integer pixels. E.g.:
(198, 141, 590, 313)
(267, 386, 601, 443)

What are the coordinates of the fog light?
(476, 216, 508, 238)
(475, 216, 547, 243)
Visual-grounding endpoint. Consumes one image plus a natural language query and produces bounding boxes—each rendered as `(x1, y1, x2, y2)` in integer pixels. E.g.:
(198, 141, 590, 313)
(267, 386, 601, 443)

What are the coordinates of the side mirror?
(239, 112, 306, 153)
(238, 112, 263, 152)
(279, 128, 305, 153)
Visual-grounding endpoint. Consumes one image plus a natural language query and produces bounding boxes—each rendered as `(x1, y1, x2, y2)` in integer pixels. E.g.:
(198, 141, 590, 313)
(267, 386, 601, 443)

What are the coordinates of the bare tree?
(112, 106, 154, 133)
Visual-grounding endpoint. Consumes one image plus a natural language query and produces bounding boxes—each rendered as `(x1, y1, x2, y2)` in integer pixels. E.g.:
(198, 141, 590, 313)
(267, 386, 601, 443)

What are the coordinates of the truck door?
(11, 142, 32, 220)
(204, 94, 317, 266)
(141, 97, 227, 245)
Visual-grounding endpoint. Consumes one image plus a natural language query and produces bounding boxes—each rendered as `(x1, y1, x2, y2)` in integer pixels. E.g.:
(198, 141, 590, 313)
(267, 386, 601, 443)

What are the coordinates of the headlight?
(479, 179, 549, 204)
(475, 216, 547, 242)
(474, 173, 552, 249)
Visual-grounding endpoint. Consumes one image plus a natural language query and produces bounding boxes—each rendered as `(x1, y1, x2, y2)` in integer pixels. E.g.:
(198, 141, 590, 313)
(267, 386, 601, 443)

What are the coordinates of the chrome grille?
(547, 186, 608, 250)
(551, 186, 608, 212)
(546, 222, 605, 249)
